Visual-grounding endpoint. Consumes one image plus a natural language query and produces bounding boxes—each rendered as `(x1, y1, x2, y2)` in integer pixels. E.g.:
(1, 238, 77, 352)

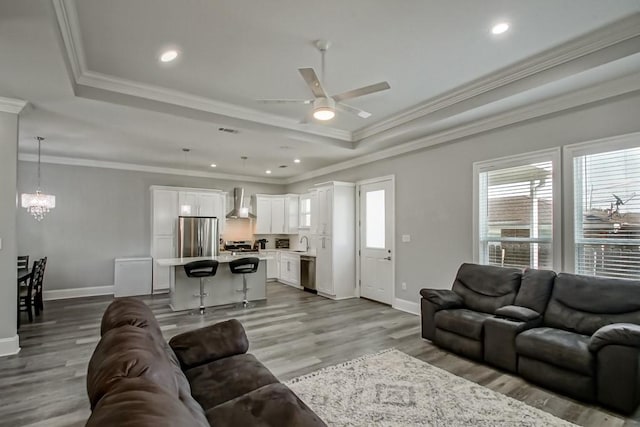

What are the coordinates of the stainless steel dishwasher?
(300, 255, 316, 292)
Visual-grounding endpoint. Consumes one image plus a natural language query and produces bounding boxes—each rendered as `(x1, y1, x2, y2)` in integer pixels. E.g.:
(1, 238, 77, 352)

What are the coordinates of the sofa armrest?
(169, 319, 249, 370)
(495, 305, 541, 322)
(419, 289, 463, 310)
(589, 323, 640, 353)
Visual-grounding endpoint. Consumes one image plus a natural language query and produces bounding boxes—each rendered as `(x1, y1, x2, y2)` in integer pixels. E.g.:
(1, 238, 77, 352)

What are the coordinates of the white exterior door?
(359, 178, 394, 305)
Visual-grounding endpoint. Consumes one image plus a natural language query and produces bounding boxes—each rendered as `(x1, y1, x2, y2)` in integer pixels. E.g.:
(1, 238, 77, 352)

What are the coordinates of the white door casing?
(358, 178, 394, 305)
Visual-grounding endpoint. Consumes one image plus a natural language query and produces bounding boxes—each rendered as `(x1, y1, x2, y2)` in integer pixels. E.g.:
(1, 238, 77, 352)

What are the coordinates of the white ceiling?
(1, 1, 639, 181)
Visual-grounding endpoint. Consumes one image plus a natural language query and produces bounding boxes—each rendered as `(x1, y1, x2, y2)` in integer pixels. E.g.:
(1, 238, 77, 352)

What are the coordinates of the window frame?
(473, 147, 562, 271)
(563, 132, 640, 276)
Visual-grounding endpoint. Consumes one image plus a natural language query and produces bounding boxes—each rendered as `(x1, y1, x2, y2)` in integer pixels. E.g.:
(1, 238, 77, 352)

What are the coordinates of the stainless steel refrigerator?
(177, 216, 219, 257)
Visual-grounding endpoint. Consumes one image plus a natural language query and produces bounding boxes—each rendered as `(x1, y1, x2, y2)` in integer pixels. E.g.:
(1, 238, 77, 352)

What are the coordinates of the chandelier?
(21, 137, 56, 221)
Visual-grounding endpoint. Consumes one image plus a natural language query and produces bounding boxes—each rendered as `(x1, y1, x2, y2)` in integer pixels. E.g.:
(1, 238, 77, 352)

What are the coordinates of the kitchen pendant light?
(21, 136, 56, 221)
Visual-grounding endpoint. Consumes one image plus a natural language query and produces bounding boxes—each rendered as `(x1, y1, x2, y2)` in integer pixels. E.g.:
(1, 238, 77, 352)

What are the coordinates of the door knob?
(384, 256, 392, 261)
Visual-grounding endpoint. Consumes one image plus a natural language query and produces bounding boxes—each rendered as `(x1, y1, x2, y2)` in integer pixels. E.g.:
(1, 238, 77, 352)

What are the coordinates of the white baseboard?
(0, 335, 20, 357)
(43, 285, 114, 301)
(393, 298, 420, 316)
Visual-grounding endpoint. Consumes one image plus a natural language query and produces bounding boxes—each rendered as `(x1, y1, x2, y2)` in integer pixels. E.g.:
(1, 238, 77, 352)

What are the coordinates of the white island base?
(156, 256, 268, 312)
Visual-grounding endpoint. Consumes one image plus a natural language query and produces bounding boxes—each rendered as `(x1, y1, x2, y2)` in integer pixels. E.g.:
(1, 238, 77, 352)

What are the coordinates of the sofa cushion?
(86, 325, 179, 410)
(514, 268, 556, 313)
(544, 273, 640, 336)
(206, 383, 327, 427)
(452, 263, 521, 314)
(516, 327, 594, 375)
(100, 297, 163, 341)
(170, 319, 249, 370)
(435, 309, 493, 340)
(495, 305, 541, 322)
(186, 353, 279, 410)
(86, 378, 208, 427)
(420, 289, 464, 310)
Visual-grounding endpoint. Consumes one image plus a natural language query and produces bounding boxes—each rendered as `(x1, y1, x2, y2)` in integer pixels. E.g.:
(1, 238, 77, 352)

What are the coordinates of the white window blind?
(574, 147, 640, 279)
(478, 161, 554, 269)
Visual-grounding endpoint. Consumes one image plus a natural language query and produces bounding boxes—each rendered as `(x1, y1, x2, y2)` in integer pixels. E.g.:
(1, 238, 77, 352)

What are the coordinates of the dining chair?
(34, 257, 47, 315)
(17, 255, 29, 270)
(18, 259, 41, 326)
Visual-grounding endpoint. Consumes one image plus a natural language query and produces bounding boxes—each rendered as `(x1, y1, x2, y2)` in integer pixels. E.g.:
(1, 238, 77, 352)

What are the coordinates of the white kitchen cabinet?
(179, 190, 226, 233)
(151, 188, 178, 293)
(255, 197, 273, 234)
(279, 252, 300, 287)
(316, 236, 333, 294)
(309, 190, 318, 235)
(264, 250, 279, 280)
(254, 195, 298, 235)
(271, 197, 286, 234)
(311, 182, 355, 299)
(153, 190, 178, 236)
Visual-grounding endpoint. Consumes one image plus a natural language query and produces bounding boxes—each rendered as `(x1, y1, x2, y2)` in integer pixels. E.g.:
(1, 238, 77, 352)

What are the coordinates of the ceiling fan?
(257, 40, 390, 121)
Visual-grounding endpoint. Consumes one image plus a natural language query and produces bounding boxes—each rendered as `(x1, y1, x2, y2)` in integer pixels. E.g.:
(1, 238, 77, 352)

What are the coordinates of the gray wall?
(17, 164, 285, 291)
(0, 111, 18, 344)
(287, 92, 640, 304)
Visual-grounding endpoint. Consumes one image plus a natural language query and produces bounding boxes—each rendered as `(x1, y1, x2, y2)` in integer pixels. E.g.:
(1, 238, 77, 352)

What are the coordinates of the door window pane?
(366, 190, 385, 249)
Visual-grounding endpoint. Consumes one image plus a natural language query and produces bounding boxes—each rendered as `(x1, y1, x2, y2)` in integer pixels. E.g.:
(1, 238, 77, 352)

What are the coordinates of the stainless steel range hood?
(226, 187, 255, 219)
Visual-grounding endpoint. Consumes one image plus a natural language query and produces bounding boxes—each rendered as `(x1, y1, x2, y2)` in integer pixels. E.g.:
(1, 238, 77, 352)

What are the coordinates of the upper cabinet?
(178, 190, 226, 233)
(254, 194, 299, 235)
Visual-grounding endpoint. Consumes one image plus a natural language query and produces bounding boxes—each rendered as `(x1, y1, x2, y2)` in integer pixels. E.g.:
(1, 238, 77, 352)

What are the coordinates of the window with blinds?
(478, 160, 554, 269)
(574, 147, 640, 279)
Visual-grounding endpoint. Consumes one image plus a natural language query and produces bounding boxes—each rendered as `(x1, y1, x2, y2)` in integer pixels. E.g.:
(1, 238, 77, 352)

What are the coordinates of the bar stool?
(229, 257, 260, 308)
(184, 260, 219, 315)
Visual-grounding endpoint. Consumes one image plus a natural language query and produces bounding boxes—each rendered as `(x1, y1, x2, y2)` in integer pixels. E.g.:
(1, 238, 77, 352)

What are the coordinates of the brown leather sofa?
(421, 263, 640, 414)
(86, 297, 326, 426)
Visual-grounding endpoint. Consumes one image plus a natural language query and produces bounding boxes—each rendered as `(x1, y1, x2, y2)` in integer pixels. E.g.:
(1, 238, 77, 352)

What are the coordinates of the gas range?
(223, 240, 258, 253)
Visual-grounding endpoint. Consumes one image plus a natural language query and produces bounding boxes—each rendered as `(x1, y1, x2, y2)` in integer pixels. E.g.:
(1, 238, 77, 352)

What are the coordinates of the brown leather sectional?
(86, 297, 326, 426)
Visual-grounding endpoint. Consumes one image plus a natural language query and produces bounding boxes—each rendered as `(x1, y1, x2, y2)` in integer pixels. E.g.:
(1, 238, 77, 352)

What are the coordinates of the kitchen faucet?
(299, 235, 310, 252)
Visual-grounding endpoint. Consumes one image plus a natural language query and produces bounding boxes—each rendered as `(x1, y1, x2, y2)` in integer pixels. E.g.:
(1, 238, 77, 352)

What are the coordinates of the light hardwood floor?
(0, 282, 637, 427)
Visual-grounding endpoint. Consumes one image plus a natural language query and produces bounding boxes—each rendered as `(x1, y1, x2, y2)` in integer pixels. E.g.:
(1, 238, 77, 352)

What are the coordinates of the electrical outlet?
(401, 282, 407, 291)
(402, 234, 411, 243)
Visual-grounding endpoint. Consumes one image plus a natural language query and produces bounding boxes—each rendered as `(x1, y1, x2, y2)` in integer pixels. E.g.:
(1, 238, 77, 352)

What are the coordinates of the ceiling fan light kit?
(313, 97, 336, 120)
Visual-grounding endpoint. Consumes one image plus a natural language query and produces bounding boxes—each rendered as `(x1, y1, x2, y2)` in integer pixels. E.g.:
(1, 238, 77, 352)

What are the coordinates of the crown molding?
(353, 13, 640, 141)
(53, 1, 640, 146)
(51, 0, 352, 143)
(285, 73, 640, 184)
(18, 153, 286, 185)
(0, 96, 28, 114)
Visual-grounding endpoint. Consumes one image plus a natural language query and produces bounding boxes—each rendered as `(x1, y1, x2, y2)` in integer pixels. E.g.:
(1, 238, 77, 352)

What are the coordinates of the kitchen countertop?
(260, 249, 316, 257)
(156, 254, 271, 267)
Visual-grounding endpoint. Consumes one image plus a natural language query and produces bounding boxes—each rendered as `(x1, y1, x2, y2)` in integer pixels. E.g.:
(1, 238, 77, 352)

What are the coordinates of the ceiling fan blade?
(332, 81, 390, 103)
(337, 103, 372, 119)
(257, 99, 313, 104)
(298, 68, 328, 98)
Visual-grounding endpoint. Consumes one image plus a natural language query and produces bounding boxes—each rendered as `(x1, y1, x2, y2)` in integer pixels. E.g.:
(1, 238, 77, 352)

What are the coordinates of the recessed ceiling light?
(210, 163, 217, 168)
(160, 49, 179, 62)
(294, 158, 301, 163)
(491, 22, 510, 35)
(265, 170, 272, 174)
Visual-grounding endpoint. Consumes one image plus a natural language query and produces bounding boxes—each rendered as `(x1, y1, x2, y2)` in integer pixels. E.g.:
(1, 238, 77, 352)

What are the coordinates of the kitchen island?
(156, 254, 269, 311)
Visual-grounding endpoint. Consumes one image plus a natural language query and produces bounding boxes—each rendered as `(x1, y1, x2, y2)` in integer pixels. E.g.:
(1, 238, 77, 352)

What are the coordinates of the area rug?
(286, 349, 576, 427)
